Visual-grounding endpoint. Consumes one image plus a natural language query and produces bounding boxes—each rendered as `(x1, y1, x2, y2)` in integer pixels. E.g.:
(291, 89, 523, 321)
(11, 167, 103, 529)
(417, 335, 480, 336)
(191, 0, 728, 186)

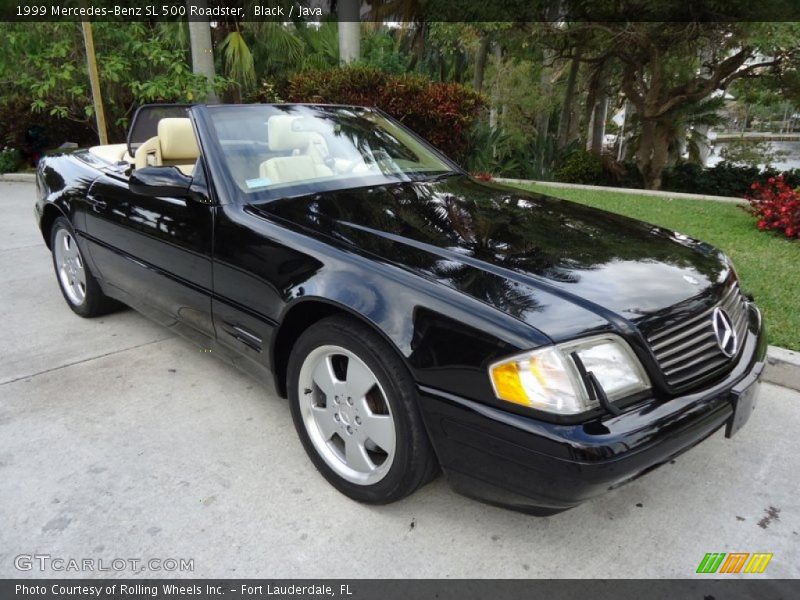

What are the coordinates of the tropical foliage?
(662, 163, 800, 198)
(5, 23, 226, 115)
(287, 66, 485, 163)
(0, 22, 229, 147)
(553, 150, 608, 186)
(0, 147, 22, 174)
(2, 9, 800, 197)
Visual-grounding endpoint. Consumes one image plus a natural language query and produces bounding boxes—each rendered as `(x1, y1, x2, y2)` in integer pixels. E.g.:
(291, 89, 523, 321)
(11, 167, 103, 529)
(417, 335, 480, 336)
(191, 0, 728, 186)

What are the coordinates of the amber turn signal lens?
(489, 362, 531, 406)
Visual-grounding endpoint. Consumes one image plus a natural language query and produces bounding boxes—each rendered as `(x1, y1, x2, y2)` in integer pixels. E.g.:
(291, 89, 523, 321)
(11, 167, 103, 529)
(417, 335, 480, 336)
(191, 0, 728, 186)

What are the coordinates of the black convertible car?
(36, 104, 765, 514)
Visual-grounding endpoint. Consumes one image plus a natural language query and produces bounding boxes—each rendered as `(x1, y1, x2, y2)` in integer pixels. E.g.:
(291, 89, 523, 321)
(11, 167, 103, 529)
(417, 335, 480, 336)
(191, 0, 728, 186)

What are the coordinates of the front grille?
(646, 281, 749, 389)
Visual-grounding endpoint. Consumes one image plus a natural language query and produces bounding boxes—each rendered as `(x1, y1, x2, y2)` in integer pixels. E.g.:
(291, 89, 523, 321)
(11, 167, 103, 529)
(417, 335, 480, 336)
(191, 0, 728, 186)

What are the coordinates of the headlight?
(488, 335, 650, 415)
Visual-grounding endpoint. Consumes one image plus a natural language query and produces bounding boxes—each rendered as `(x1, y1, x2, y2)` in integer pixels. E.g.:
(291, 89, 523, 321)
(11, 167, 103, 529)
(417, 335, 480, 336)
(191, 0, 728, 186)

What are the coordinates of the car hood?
(258, 175, 731, 338)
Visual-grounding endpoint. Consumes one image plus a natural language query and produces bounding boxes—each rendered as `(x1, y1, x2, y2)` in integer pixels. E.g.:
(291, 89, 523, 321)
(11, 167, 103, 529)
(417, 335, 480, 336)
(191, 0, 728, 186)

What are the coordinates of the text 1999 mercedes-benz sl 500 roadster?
(35, 104, 766, 514)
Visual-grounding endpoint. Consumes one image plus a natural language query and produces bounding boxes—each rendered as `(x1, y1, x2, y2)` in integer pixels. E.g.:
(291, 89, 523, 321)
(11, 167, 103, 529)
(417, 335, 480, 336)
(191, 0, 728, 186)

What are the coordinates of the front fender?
(221, 203, 549, 405)
(277, 260, 548, 406)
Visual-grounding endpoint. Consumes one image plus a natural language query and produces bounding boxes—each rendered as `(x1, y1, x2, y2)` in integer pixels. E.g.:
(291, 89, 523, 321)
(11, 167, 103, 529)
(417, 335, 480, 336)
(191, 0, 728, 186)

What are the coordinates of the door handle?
(86, 194, 107, 211)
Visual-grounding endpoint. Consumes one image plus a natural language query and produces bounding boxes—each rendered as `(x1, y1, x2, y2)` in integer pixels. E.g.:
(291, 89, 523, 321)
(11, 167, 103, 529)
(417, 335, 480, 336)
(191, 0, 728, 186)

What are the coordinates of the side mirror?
(130, 166, 192, 198)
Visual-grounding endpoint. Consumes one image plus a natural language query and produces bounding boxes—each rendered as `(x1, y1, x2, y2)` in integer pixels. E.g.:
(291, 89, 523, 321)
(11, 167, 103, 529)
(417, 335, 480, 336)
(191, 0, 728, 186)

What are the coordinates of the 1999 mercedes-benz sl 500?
(36, 104, 765, 514)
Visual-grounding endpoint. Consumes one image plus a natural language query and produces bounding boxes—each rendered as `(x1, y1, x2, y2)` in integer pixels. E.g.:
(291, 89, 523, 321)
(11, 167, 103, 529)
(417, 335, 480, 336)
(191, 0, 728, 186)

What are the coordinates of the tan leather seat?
(260, 155, 324, 184)
(134, 118, 199, 175)
(259, 115, 333, 184)
(134, 136, 161, 170)
(88, 143, 128, 164)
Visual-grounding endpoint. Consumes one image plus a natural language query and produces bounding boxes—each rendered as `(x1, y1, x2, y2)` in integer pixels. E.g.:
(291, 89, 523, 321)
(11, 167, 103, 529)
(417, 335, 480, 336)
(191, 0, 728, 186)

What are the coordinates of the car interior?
(87, 117, 200, 175)
(132, 117, 200, 175)
(217, 113, 379, 190)
(85, 111, 434, 193)
(258, 115, 334, 184)
(87, 114, 334, 185)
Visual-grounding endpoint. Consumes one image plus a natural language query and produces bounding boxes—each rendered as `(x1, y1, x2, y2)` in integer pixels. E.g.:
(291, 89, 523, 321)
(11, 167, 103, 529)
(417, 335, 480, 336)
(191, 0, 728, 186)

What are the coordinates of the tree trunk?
(669, 122, 685, 166)
(567, 92, 582, 143)
(693, 123, 711, 166)
(557, 51, 581, 150)
(407, 22, 427, 71)
(337, 0, 360, 64)
(489, 42, 502, 131)
(636, 118, 671, 190)
(781, 102, 790, 133)
(473, 35, 490, 93)
(536, 48, 554, 134)
(584, 62, 605, 152)
(187, 0, 218, 103)
(590, 93, 608, 155)
(81, 22, 108, 144)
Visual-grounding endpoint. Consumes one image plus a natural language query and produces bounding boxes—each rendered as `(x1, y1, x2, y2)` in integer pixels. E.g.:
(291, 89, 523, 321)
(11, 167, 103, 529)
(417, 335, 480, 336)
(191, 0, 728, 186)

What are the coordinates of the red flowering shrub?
(287, 66, 485, 164)
(746, 175, 800, 240)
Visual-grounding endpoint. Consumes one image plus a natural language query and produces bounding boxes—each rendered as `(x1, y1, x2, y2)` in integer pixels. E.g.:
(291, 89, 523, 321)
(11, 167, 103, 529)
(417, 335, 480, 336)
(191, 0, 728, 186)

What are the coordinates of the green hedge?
(662, 162, 800, 197)
(554, 151, 800, 197)
(553, 150, 610, 185)
(286, 66, 486, 164)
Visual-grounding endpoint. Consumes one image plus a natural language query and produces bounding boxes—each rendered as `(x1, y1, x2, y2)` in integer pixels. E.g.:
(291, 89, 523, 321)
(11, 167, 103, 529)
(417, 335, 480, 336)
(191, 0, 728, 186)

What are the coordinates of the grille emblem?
(712, 307, 738, 357)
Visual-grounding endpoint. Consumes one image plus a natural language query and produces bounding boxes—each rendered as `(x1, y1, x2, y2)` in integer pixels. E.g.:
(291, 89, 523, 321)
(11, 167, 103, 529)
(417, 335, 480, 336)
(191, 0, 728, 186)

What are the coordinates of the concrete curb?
(496, 178, 747, 205)
(0, 173, 36, 183)
(765, 346, 800, 391)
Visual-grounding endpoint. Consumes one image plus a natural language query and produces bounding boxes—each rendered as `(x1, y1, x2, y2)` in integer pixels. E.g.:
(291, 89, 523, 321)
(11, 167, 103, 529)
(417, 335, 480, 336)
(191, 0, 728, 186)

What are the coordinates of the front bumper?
(417, 304, 767, 513)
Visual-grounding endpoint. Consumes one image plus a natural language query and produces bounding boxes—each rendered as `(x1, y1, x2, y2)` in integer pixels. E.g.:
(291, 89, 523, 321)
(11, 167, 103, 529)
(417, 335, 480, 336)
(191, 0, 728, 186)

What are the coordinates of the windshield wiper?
(417, 171, 461, 182)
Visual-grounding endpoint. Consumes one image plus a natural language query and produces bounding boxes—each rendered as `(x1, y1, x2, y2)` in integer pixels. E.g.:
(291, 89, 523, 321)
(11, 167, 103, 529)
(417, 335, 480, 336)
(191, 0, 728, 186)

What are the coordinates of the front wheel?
(288, 315, 437, 504)
(50, 217, 119, 317)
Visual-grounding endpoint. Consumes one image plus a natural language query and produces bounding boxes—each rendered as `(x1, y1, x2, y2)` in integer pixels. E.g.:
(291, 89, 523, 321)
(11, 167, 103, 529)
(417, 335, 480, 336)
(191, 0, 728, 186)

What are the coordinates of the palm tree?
(338, 0, 361, 64)
(219, 27, 255, 100)
(367, 0, 427, 69)
(247, 22, 306, 79)
(186, 0, 218, 102)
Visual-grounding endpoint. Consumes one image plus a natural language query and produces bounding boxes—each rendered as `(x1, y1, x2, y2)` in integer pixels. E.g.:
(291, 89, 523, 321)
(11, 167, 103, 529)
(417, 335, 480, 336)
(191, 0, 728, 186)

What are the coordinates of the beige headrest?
(158, 118, 200, 161)
(268, 115, 310, 152)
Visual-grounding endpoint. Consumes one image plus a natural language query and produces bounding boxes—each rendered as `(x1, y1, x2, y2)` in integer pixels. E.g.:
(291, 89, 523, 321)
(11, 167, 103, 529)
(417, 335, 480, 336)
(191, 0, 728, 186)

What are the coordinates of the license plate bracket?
(725, 379, 760, 438)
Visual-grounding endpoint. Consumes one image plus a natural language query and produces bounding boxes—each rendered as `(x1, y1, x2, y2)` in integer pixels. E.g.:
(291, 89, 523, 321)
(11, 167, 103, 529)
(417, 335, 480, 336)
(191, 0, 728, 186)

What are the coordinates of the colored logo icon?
(696, 552, 773, 574)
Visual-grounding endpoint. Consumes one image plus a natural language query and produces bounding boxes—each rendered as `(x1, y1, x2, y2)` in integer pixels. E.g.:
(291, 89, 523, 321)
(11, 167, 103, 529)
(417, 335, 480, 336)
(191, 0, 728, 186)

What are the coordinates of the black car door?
(83, 162, 215, 344)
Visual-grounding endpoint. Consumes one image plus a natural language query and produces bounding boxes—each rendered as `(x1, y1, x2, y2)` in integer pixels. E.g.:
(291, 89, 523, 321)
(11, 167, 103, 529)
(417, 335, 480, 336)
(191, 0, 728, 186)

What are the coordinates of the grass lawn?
(510, 183, 800, 352)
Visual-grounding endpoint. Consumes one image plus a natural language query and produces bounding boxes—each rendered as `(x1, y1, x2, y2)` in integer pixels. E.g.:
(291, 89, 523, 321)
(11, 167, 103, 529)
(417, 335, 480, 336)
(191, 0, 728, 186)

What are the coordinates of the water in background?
(706, 141, 800, 171)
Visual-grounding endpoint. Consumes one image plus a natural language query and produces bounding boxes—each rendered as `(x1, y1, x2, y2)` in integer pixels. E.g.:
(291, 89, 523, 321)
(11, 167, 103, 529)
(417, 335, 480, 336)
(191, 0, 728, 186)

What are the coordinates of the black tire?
(288, 315, 438, 504)
(50, 217, 120, 318)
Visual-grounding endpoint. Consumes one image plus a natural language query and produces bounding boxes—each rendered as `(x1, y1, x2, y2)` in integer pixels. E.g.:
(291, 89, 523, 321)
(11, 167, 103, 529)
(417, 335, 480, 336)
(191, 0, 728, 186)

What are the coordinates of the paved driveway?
(1, 181, 798, 578)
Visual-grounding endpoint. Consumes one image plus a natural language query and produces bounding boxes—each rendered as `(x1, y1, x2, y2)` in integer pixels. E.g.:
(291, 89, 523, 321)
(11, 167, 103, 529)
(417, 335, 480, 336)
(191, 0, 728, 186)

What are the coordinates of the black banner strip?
(6, 0, 800, 23)
(1, 579, 799, 600)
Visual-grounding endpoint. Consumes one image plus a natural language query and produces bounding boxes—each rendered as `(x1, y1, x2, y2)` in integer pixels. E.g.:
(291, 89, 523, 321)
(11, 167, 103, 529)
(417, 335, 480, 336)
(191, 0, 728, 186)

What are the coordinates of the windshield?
(206, 105, 458, 200)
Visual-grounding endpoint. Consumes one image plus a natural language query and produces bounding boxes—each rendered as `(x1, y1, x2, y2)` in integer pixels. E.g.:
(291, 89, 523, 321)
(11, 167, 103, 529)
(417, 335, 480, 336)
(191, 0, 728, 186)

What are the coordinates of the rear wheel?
(50, 217, 119, 317)
(288, 315, 437, 504)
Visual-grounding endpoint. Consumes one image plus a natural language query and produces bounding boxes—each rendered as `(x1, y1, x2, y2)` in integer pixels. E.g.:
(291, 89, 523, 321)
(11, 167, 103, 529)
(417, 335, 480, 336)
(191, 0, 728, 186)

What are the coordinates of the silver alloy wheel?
(53, 228, 87, 305)
(297, 345, 396, 485)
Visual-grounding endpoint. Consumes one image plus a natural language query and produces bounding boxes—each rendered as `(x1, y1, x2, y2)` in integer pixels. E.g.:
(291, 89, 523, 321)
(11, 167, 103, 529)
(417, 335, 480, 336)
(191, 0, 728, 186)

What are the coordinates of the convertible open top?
(84, 104, 194, 173)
